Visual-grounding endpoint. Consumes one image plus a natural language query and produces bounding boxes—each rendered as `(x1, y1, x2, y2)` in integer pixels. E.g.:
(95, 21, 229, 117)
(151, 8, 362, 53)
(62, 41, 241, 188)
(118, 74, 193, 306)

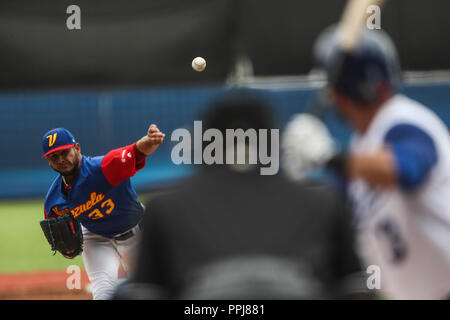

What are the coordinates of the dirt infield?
(0, 270, 92, 300)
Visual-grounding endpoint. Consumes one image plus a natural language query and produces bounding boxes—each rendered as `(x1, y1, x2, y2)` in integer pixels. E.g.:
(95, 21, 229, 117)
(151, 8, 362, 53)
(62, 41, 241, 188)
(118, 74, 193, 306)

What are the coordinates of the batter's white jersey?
(348, 94, 450, 299)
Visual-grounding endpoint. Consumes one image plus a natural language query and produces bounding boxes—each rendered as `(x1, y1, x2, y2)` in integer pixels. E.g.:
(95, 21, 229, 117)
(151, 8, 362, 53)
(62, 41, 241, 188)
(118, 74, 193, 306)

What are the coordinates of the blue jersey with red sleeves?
(44, 143, 146, 238)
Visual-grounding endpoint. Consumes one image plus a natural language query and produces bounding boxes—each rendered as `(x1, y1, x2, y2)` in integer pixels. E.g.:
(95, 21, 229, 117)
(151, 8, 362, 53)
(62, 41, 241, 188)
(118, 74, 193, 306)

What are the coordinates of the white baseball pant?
(81, 224, 141, 300)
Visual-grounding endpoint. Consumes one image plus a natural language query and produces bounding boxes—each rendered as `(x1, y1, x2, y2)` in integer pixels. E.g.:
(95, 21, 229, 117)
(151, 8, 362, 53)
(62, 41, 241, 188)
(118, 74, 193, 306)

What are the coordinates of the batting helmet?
(314, 25, 401, 105)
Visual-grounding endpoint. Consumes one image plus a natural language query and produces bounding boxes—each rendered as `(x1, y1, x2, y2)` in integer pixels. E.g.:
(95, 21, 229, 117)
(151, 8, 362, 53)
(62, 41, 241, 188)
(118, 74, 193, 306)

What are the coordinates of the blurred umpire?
(114, 92, 366, 300)
(314, 26, 450, 299)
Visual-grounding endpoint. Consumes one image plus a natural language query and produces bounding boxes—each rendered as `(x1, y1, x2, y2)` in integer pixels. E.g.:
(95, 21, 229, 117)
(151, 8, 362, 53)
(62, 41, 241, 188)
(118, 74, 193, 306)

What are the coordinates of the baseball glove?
(40, 213, 83, 259)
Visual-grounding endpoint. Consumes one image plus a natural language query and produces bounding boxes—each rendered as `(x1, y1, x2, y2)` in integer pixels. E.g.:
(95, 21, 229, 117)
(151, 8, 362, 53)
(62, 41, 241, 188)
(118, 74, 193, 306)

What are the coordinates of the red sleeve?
(101, 142, 147, 186)
(44, 207, 49, 219)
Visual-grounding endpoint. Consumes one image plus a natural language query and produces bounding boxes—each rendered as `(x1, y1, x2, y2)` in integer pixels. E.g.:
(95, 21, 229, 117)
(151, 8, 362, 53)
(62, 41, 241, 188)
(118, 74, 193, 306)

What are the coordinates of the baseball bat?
(337, 0, 387, 51)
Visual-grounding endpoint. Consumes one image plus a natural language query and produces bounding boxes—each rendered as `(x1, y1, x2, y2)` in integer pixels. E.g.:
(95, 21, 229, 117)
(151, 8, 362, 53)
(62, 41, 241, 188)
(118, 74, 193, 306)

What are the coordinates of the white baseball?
(192, 57, 206, 72)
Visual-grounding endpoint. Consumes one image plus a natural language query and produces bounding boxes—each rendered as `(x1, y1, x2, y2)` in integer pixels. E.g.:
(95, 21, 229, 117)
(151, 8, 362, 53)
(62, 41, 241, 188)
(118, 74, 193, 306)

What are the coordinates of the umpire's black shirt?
(133, 165, 362, 299)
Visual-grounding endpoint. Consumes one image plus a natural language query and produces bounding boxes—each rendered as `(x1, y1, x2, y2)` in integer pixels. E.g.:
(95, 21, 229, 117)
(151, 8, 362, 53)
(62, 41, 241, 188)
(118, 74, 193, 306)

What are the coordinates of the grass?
(0, 192, 165, 274)
(0, 199, 84, 273)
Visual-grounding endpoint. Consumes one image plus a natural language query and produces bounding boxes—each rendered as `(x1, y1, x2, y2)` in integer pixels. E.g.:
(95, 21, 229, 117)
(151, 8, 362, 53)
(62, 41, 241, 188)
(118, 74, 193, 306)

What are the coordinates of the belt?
(113, 222, 142, 241)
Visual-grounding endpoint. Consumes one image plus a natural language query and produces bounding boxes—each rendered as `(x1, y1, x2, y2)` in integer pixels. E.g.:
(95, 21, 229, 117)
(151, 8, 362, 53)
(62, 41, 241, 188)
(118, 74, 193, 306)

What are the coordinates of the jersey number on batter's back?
(376, 217, 408, 264)
(88, 198, 115, 220)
